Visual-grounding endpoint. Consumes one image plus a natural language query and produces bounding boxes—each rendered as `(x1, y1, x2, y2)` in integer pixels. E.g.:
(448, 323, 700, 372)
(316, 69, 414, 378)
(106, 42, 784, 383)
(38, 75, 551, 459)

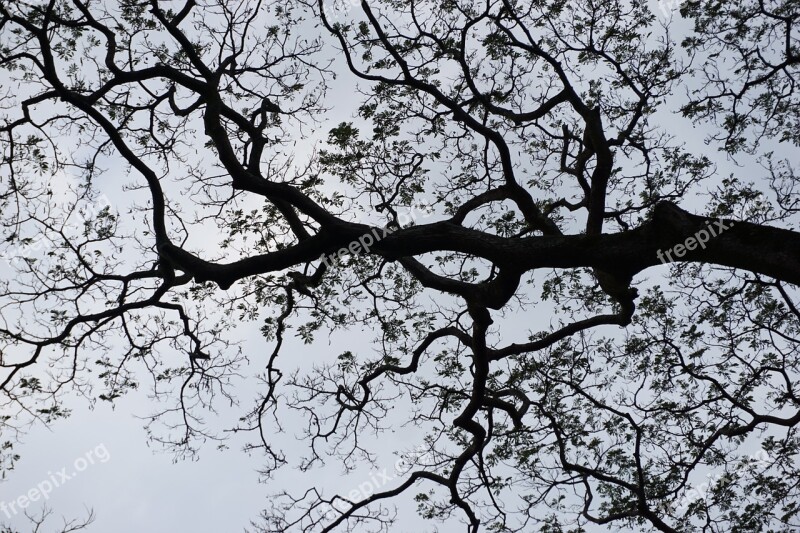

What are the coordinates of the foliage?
(1, 0, 799, 532)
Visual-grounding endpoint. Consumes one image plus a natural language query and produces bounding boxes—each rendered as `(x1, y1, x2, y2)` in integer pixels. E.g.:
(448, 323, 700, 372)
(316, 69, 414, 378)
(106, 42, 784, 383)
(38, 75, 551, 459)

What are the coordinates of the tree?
(0, 0, 799, 531)
(1, 506, 94, 533)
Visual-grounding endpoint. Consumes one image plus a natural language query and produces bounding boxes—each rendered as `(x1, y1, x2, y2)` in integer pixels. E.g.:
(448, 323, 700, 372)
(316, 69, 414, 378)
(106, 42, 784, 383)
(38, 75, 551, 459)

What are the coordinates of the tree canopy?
(1, 0, 799, 531)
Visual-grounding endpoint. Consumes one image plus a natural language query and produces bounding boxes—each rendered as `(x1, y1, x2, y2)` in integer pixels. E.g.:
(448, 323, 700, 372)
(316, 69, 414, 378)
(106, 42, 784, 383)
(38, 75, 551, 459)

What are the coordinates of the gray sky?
(1, 0, 793, 531)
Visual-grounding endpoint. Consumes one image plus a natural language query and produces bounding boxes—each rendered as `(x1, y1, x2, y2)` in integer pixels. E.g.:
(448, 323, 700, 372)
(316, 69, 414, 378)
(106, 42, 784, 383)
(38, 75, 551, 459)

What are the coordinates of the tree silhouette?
(2, 506, 94, 533)
(1, 0, 798, 531)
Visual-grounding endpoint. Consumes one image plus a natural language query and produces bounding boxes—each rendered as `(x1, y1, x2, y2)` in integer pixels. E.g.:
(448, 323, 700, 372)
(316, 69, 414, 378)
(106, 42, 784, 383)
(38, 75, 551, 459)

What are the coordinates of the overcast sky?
(0, 0, 790, 531)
